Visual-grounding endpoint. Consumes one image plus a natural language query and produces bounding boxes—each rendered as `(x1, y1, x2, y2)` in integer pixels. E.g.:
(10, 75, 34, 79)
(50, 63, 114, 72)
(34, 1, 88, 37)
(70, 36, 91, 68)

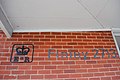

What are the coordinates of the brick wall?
(0, 31, 120, 80)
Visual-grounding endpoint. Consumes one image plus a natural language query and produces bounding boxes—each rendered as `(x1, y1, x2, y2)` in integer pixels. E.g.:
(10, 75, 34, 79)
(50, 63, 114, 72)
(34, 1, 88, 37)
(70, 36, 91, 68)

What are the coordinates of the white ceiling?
(0, 0, 120, 32)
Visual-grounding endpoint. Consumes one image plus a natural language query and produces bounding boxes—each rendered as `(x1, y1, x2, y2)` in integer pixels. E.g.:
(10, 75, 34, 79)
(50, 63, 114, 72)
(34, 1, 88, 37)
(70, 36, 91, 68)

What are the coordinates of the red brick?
(40, 45, 50, 48)
(70, 65, 80, 69)
(38, 53, 48, 56)
(65, 79, 76, 80)
(67, 36, 76, 38)
(86, 61, 96, 64)
(0, 71, 10, 74)
(0, 66, 5, 69)
(77, 35, 86, 38)
(94, 73, 104, 76)
(45, 57, 57, 60)
(29, 39, 39, 41)
(32, 66, 44, 69)
(12, 34, 22, 38)
(98, 42, 106, 45)
(78, 42, 87, 45)
(81, 65, 92, 68)
(87, 36, 96, 38)
(45, 75, 57, 79)
(58, 74, 69, 78)
(64, 70, 75, 73)
(0, 31, 120, 80)
(104, 36, 113, 39)
(68, 42, 77, 45)
(6, 38, 17, 41)
(88, 42, 97, 45)
(40, 39, 50, 41)
(56, 42, 67, 45)
(101, 77, 111, 80)
(93, 39, 102, 42)
(45, 66, 56, 69)
(72, 32, 81, 35)
(31, 75, 43, 79)
(18, 38, 28, 41)
(19, 66, 31, 69)
(97, 36, 104, 39)
(38, 70, 50, 74)
(82, 73, 93, 77)
(104, 64, 112, 67)
(12, 71, 24, 74)
(41, 32, 51, 35)
(62, 32, 71, 35)
(45, 42, 55, 45)
(64, 61, 75, 64)
(26, 62, 39, 65)
(77, 78, 88, 80)
(57, 66, 69, 69)
(90, 32, 100, 36)
(34, 42, 44, 45)
(62, 46, 73, 48)
(56, 36, 66, 38)
(69, 74, 81, 78)
(29, 32, 39, 34)
(73, 39, 82, 41)
(25, 70, 37, 74)
(62, 39, 72, 41)
(99, 68, 109, 72)
(51, 32, 61, 35)
(11, 41, 22, 44)
(93, 64, 104, 68)
(76, 69, 87, 73)
(88, 69, 98, 72)
(51, 39, 61, 41)
(76, 61, 85, 64)
(0, 75, 3, 79)
(4, 75, 16, 79)
(34, 57, 44, 60)
(112, 76, 120, 80)
(97, 60, 107, 63)
(18, 75, 30, 79)
(109, 68, 118, 71)
(17, 32, 29, 34)
(89, 78, 100, 80)
(83, 39, 92, 42)
(45, 35, 55, 38)
(82, 33, 90, 35)
(6, 66, 18, 70)
(23, 35, 33, 38)
(0, 49, 9, 52)
(52, 61, 63, 64)
(105, 72, 115, 76)
(94, 45, 104, 48)
(39, 61, 51, 65)
(52, 70, 63, 74)
(116, 71, 120, 75)
(52, 46, 62, 48)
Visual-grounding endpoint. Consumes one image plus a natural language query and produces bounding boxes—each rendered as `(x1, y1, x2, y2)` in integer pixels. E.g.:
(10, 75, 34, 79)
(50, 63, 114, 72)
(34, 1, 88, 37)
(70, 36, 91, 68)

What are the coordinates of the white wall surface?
(0, 0, 120, 32)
